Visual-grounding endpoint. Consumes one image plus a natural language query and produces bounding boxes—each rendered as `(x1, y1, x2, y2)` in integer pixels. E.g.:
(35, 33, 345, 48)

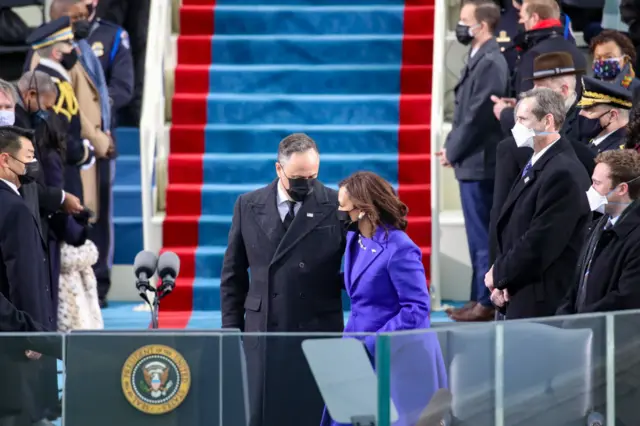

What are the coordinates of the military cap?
(26, 17, 74, 50)
(577, 76, 633, 110)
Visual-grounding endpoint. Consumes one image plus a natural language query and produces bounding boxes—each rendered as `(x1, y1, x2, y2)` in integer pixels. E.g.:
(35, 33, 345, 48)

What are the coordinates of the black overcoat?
(220, 179, 345, 426)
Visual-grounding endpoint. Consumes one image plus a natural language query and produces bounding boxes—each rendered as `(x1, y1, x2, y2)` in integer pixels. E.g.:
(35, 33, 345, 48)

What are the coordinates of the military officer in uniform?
(577, 74, 633, 154)
(26, 17, 95, 202)
(494, 0, 522, 73)
(81, 0, 134, 307)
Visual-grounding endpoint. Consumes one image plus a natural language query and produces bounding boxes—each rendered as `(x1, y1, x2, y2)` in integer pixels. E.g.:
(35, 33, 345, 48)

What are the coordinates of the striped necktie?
(521, 161, 532, 178)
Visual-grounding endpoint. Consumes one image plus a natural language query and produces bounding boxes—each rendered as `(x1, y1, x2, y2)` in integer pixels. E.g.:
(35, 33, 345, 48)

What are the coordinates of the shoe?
(445, 301, 476, 317)
(450, 304, 495, 322)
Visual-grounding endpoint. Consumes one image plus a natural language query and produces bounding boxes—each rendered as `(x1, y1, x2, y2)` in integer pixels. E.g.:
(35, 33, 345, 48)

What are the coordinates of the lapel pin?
(306, 213, 314, 218)
(371, 249, 376, 253)
(524, 177, 530, 184)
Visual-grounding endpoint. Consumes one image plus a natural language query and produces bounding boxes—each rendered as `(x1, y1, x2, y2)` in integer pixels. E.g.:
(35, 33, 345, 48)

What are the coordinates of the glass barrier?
(376, 310, 640, 426)
(4, 310, 640, 425)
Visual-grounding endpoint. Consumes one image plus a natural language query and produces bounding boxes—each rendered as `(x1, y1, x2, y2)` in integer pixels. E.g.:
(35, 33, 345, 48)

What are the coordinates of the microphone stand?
(150, 280, 173, 329)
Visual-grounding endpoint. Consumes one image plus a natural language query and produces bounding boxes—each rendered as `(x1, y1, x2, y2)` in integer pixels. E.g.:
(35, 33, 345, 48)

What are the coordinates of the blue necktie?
(521, 161, 532, 178)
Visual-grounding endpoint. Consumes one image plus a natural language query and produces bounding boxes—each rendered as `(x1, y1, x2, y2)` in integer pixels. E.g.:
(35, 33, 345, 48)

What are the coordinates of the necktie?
(604, 218, 614, 231)
(283, 201, 296, 230)
(521, 161, 532, 178)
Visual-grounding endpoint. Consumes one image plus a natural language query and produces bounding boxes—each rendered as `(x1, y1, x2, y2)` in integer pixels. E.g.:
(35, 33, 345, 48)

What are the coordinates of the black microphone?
(133, 250, 158, 304)
(157, 251, 180, 297)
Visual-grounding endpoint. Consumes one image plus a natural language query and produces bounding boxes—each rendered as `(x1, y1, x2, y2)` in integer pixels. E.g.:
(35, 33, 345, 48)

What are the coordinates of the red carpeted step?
(398, 154, 431, 184)
(420, 247, 432, 280)
(163, 215, 200, 247)
(406, 216, 431, 247)
(157, 311, 193, 329)
(398, 183, 430, 217)
(168, 154, 204, 184)
(170, 125, 205, 154)
(172, 94, 208, 125)
(165, 184, 202, 216)
(183, 0, 435, 5)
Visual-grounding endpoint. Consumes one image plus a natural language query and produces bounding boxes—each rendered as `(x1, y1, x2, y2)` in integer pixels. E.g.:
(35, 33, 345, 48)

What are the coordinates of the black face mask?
(337, 209, 358, 232)
(60, 49, 79, 70)
(11, 157, 40, 185)
(455, 23, 474, 46)
(73, 20, 91, 40)
(285, 177, 315, 202)
(581, 116, 604, 141)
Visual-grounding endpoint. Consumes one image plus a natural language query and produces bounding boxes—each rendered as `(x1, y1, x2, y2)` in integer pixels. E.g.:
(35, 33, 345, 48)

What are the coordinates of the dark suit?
(494, 137, 591, 319)
(220, 179, 345, 426)
(588, 127, 628, 154)
(0, 180, 57, 422)
(446, 38, 508, 307)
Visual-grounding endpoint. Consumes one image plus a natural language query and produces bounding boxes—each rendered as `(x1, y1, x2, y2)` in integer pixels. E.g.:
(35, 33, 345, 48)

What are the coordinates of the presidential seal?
(121, 345, 191, 415)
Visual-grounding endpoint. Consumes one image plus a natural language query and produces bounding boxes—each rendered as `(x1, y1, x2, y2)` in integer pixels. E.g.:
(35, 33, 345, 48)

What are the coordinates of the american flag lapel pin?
(524, 176, 530, 184)
(306, 213, 314, 218)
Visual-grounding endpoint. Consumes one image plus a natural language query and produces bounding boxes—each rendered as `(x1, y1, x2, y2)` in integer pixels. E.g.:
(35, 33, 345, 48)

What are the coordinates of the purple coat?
(321, 227, 448, 426)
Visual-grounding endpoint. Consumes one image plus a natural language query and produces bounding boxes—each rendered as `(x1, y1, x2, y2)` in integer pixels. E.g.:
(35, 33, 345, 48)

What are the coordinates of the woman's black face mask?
(337, 209, 358, 232)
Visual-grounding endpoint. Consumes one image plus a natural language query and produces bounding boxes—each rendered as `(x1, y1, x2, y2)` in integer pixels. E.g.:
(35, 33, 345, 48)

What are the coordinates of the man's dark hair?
(463, 0, 501, 32)
(277, 133, 318, 164)
(0, 127, 31, 156)
(596, 150, 640, 199)
(589, 30, 637, 66)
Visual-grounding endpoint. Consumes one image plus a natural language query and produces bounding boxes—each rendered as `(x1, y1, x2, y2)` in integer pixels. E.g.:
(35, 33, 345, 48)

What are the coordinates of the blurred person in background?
(492, 0, 586, 130)
(27, 17, 95, 223)
(96, 0, 148, 126)
(558, 149, 640, 315)
(577, 75, 633, 153)
(321, 171, 447, 426)
(76, 0, 133, 307)
(439, 0, 508, 322)
(590, 29, 637, 82)
(0, 127, 57, 426)
(621, 0, 640, 72)
(0, 81, 14, 127)
(487, 88, 591, 319)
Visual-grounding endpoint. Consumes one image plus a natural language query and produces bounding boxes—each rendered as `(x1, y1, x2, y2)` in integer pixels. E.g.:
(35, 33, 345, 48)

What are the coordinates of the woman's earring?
(357, 211, 365, 220)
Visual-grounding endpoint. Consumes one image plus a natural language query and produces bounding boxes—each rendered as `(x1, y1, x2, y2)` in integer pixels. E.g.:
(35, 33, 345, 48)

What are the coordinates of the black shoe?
(99, 298, 109, 309)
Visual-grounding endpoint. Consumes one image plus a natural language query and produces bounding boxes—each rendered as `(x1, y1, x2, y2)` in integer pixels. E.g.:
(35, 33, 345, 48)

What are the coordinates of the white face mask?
(0, 110, 15, 127)
(586, 186, 608, 214)
(511, 122, 535, 149)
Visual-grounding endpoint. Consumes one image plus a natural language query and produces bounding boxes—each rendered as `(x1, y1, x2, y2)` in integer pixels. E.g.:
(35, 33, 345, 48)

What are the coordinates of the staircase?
(164, 0, 435, 327)
(113, 127, 143, 265)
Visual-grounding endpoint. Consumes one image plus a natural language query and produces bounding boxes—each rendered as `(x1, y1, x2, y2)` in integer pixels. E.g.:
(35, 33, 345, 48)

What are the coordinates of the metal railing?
(139, 0, 171, 251)
(430, 0, 448, 311)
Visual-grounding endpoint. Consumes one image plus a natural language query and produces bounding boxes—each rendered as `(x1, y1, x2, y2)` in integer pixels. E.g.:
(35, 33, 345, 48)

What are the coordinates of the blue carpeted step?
(212, 35, 405, 65)
(205, 94, 411, 125)
(200, 153, 398, 183)
(113, 185, 142, 217)
(192, 278, 222, 311)
(197, 215, 233, 246)
(209, 64, 404, 94)
(114, 155, 141, 186)
(213, 6, 405, 35)
(114, 127, 140, 156)
(113, 217, 143, 264)
(215, 0, 410, 5)
(197, 124, 427, 154)
(194, 246, 227, 278)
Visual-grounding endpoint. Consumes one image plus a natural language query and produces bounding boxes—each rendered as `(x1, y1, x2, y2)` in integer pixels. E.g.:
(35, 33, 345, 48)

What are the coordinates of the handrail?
(139, 0, 171, 252)
(429, 0, 447, 311)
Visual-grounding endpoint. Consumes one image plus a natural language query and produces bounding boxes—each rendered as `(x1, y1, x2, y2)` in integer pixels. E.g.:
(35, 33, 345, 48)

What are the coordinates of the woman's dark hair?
(589, 30, 637, 66)
(338, 171, 409, 231)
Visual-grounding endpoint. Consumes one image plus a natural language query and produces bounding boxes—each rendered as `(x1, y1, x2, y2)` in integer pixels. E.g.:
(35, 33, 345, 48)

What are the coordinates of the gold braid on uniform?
(51, 77, 79, 122)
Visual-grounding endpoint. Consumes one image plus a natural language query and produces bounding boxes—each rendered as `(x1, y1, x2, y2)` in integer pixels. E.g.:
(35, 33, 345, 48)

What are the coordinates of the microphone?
(133, 250, 157, 304)
(157, 251, 180, 297)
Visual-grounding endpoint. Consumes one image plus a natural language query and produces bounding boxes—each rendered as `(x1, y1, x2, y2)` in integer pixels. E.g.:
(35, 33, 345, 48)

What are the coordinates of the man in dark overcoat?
(220, 133, 345, 426)
(0, 127, 59, 425)
(487, 88, 591, 319)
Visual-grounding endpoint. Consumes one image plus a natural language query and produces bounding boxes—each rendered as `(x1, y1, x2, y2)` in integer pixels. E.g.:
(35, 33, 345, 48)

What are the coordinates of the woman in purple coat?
(321, 171, 448, 426)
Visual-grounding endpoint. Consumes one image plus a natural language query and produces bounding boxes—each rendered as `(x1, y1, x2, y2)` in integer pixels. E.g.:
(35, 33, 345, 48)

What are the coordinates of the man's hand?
(491, 96, 516, 121)
(436, 149, 452, 168)
(484, 265, 495, 291)
(25, 350, 42, 360)
(62, 192, 83, 214)
(490, 289, 505, 307)
(106, 131, 116, 158)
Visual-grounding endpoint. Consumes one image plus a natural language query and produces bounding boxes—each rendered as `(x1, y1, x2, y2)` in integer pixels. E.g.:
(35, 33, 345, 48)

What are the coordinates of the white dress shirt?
(530, 136, 561, 166)
(0, 178, 20, 196)
(276, 180, 301, 222)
